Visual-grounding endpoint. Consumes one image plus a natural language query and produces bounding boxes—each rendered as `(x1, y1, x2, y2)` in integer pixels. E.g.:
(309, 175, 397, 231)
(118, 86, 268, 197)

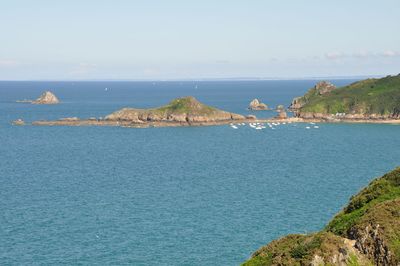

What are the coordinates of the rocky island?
(17, 91, 60, 104)
(32, 96, 256, 128)
(249, 99, 269, 110)
(242, 167, 400, 265)
(289, 75, 400, 123)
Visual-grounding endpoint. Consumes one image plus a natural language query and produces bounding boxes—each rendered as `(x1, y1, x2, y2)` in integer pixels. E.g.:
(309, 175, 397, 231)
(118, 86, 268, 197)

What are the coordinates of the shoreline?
(25, 116, 400, 128)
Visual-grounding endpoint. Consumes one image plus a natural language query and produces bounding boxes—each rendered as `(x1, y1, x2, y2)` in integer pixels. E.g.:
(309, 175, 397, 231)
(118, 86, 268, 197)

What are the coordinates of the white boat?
(231, 125, 238, 129)
(314, 126, 319, 129)
(306, 126, 310, 129)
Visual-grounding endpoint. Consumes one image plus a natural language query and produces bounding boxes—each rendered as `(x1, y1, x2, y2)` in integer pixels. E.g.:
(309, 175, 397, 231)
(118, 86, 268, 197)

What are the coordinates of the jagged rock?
(347, 199, 400, 265)
(12, 119, 25, 126)
(289, 96, 304, 110)
(248, 99, 268, 110)
(276, 111, 288, 119)
(315, 81, 336, 95)
(289, 81, 336, 111)
(246, 115, 256, 120)
(32, 91, 60, 104)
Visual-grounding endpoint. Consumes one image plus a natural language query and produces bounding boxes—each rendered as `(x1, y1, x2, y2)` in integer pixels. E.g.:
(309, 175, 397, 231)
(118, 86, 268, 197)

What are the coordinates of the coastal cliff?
(290, 75, 400, 122)
(32, 96, 254, 127)
(243, 167, 400, 266)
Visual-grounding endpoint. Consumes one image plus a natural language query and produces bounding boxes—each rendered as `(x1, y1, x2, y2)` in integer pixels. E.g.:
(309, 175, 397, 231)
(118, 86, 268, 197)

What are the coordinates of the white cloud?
(353, 51, 370, 58)
(382, 50, 399, 57)
(0, 59, 19, 67)
(325, 52, 345, 60)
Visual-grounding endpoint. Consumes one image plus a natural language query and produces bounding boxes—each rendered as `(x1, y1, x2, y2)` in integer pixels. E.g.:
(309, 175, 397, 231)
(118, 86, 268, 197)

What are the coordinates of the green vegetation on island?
(105, 96, 246, 122)
(242, 167, 400, 265)
(290, 75, 400, 119)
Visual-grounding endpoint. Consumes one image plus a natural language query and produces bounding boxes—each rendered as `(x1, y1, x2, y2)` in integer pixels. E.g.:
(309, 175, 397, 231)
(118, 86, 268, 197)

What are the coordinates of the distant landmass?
(242, 167, 400, 265)
(290, 74, 400, 121)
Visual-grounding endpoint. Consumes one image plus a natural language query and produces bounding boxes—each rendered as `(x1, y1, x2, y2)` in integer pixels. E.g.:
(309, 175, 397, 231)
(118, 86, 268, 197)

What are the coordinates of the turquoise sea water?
(1, 80, 400, 265)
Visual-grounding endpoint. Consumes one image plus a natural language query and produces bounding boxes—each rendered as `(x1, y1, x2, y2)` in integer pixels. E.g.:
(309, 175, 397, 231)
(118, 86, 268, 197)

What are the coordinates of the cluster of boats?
(229, 121, 320, 130)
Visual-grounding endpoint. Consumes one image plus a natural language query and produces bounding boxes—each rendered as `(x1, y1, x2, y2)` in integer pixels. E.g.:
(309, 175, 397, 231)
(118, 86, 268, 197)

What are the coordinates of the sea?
(1, 80, 399, 265)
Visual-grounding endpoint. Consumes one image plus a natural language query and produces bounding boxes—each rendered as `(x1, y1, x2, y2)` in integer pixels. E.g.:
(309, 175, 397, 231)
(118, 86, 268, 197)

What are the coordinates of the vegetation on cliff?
(242, 167, 400, 265)
(292, 75, 400, 117)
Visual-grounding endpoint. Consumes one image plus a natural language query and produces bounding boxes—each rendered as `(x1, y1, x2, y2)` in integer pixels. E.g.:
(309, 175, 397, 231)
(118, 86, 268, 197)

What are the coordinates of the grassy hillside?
(152, 96, 217, 115)
(299, 75, 400, 115)
(242, 167, 400, 265)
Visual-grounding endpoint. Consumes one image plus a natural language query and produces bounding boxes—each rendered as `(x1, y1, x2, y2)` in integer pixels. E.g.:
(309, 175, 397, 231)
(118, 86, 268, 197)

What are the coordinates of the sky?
(0, 0, 399, 80)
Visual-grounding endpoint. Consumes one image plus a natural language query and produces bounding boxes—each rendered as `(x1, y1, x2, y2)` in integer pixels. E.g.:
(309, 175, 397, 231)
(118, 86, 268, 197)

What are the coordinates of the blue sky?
(0, 0, 399, 80)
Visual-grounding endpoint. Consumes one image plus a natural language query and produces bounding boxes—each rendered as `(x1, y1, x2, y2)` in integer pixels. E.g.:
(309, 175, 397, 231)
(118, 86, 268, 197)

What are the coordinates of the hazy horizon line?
(0, 74, 393, 82)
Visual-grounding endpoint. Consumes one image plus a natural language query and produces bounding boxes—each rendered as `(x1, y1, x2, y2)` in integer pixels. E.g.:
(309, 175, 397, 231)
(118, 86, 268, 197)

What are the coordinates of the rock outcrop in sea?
(242, 167, 400, 266)
(17, 91, 60, 104)
(32, 91, 60, 104)
(12, 119, 25, 126)
(248, 99, 268, 110)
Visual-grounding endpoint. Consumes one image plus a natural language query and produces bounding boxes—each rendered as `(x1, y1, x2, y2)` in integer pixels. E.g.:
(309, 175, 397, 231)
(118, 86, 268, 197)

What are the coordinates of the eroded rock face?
(248, 99, 268, 110)
(315, 81, 336, 95)
(32, 91, 60, 104)
(289, 96, 304, 110)
(347, 199, 400, 266)
(289, 81, 336, 111)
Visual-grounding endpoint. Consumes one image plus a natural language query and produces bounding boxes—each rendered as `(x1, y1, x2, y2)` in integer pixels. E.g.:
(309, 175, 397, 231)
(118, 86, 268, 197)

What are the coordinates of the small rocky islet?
(249, 99, 269, 110)
(242, 167, 400, 266)
(17, 91, 60, 104)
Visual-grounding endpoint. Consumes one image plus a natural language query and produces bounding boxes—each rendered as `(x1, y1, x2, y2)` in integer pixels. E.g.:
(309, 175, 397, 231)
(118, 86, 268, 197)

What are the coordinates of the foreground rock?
(243, 167, 400, 265)
(32, 96, 255, 128)
(249, 99, 268, 110)
(17, 91, 60, 104)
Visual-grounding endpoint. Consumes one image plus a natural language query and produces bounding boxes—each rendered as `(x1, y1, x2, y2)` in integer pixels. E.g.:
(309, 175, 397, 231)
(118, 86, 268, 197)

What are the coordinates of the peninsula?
(289, 75, 400, 122)
(32, 96, 256, 128)
(243, 167, 400, 265)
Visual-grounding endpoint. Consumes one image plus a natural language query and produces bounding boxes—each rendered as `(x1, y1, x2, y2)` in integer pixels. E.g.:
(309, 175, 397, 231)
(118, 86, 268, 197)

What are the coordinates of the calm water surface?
(1, 80, 399, 265)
